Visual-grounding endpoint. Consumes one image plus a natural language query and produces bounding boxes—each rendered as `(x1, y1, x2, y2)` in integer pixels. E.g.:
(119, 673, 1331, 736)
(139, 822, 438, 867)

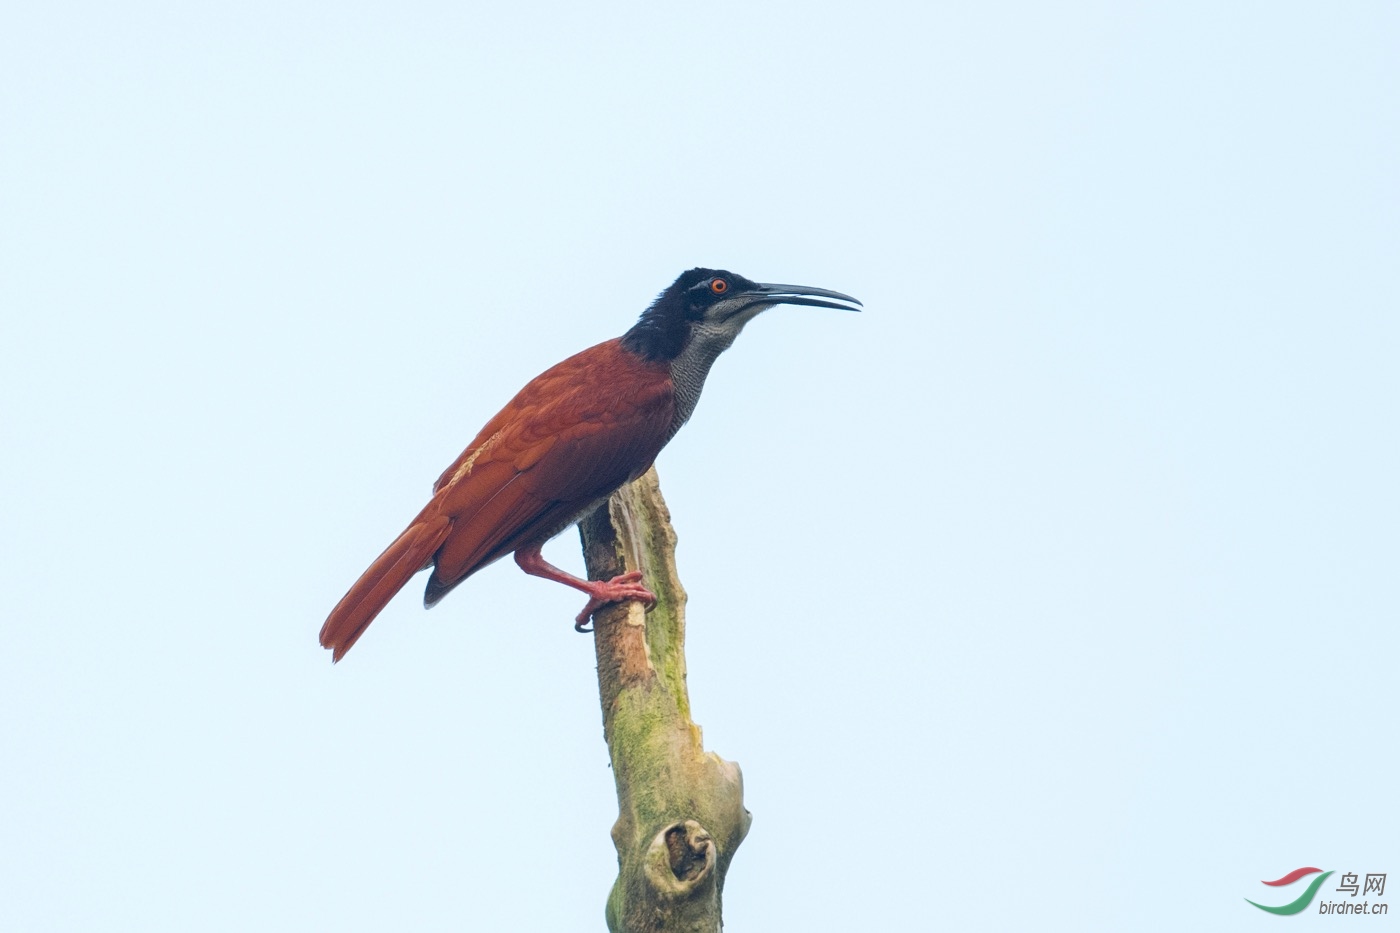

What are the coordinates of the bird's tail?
(319, 516, 451, 662)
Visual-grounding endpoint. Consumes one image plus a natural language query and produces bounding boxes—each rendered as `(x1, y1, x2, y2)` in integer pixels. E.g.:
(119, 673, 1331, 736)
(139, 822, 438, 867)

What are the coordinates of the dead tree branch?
(578, 467, 750, 932)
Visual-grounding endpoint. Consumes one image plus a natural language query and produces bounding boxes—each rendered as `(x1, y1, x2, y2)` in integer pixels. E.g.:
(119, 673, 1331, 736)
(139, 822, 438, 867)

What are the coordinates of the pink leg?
(514, 544, 656, 632)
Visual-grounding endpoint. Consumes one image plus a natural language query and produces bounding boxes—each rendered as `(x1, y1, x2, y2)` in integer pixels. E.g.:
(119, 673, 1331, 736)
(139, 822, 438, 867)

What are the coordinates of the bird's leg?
(514, 544, 657, 632)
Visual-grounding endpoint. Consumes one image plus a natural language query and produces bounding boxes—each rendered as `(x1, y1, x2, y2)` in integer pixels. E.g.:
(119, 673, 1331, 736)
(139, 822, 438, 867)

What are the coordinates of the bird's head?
(622, 267, 861, 361)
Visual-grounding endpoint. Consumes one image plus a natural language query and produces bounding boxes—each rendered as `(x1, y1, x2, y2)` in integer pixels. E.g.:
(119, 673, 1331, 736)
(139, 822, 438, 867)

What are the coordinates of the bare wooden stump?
(578, 467, 750, 932)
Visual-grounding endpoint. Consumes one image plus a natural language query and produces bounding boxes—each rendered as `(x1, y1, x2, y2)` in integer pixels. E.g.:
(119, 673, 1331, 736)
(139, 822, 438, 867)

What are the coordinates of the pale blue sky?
(2, 2, 1396, 930)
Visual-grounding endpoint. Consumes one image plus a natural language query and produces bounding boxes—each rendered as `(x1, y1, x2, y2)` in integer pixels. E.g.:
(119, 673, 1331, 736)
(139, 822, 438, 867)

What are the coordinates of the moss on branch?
(579, 468, 750, 932)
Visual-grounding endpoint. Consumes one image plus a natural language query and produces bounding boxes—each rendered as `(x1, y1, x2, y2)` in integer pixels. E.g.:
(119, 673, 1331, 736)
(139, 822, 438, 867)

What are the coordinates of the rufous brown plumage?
(320, 268, 860, 661)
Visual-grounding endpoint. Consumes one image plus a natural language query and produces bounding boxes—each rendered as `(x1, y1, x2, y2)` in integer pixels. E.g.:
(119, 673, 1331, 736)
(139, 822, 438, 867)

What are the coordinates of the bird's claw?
(574, 572, 657, 633)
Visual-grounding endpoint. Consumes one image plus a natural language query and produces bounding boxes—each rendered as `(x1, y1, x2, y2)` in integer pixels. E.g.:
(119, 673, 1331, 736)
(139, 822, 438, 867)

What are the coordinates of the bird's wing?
(319, 339, 674, 660)
(424, 340, 676, 602)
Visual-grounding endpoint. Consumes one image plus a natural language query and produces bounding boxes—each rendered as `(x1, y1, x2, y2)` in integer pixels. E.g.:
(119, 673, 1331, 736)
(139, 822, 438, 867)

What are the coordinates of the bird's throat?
(667, 323, 740, 438)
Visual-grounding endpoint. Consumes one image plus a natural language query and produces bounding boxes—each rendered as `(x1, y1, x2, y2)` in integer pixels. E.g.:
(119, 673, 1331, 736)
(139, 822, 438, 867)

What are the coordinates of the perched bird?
(320, 268, 860, 661)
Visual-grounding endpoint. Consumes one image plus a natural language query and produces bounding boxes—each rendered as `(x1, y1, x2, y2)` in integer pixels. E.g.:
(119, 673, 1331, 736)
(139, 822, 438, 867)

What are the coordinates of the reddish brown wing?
(422, 338, 676, 603)
(321, 338, 674, 661)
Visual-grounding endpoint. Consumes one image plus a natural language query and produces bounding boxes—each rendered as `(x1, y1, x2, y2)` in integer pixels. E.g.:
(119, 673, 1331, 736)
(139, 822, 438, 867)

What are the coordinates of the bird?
(319, 268, 861, 661)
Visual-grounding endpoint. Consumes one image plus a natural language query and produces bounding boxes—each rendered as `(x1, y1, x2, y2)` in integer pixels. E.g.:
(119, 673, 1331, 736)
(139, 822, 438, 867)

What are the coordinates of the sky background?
(2, 2, 1396, 930)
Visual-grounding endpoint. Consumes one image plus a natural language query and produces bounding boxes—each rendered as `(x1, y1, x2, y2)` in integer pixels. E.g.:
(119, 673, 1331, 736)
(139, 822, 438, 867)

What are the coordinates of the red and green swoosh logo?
(1247, 867, 1333, 915)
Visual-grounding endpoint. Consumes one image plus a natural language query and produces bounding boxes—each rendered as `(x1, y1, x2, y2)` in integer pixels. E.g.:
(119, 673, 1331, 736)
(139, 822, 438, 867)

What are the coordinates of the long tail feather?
(320, 517, 451, 662)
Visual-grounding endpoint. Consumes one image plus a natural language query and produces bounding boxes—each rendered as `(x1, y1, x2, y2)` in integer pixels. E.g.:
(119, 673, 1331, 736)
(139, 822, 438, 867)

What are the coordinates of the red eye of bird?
(711, 279, 728, 294)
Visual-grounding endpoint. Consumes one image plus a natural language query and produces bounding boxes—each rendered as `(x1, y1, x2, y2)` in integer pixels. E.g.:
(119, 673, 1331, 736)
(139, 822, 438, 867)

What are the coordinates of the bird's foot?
(574, 572, 657, 632)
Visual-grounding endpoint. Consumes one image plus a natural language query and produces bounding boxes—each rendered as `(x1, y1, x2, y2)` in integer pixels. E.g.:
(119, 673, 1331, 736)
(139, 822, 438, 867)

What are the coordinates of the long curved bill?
(744, 282, 863, 312)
